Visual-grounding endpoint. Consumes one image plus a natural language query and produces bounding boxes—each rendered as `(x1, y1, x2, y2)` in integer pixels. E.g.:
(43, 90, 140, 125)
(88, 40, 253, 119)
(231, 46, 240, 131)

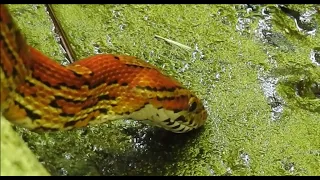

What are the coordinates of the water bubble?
(310, 48, 320, 66)
(240, 152, 250, 167)
(258, 70, 284, 121)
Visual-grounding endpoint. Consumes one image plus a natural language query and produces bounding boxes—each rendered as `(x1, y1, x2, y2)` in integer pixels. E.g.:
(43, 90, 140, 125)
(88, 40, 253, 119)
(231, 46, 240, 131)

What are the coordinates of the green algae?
(2, 4, 319, 176)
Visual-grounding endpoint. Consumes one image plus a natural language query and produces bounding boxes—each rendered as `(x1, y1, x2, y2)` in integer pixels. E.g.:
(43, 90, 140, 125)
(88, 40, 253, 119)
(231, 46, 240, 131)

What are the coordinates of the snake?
(0, 4, 207, 133)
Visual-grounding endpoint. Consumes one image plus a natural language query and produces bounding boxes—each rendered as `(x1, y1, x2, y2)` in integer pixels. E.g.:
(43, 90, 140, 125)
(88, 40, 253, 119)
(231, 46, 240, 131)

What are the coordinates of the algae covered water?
(2, 4, 319, 176)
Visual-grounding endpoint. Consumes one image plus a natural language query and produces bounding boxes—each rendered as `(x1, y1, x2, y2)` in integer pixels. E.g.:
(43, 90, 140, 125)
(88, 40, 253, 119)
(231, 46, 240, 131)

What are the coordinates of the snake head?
(167, 94, 207, 133)
(185, 95, 207, 128)
(130, 84, 208, 133)
(137, 91, 208, 133)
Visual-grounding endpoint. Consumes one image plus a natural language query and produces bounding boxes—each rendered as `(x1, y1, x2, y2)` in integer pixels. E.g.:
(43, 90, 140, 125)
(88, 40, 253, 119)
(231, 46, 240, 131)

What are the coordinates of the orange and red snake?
(0, 4, 207, 133)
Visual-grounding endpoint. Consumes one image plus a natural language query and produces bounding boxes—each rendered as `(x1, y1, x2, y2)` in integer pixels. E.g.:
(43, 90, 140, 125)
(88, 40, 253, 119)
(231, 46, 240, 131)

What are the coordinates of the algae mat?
(2, 4, 319, 176)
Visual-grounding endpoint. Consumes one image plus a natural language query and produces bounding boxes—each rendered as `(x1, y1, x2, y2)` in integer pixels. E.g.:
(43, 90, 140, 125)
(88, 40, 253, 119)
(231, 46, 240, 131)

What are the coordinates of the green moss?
(4, 4, 320, 176)
(6, 4, 66, 63)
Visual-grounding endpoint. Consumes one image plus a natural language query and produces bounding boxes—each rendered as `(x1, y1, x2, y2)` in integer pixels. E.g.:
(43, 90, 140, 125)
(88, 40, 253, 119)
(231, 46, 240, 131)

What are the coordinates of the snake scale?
(0, 4, 207, 133)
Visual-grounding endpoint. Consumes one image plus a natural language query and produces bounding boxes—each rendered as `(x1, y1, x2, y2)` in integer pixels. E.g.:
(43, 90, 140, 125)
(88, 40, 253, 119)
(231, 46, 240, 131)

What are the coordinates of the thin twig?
(45, 4, 77, 63)
(155, 35, 192, 51)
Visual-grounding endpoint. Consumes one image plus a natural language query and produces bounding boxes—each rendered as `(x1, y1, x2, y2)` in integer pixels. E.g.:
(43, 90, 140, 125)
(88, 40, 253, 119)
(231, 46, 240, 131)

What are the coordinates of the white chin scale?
(129, 104, 192, 133)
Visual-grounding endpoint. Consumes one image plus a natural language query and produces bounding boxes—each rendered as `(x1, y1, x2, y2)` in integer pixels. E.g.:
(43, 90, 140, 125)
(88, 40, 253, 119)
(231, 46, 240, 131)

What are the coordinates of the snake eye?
(188, 101, 197, 112)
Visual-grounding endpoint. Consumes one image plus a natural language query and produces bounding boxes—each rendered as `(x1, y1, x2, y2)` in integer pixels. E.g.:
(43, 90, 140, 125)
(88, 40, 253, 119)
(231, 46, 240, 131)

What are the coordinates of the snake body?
(0, 5, 207, 133)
